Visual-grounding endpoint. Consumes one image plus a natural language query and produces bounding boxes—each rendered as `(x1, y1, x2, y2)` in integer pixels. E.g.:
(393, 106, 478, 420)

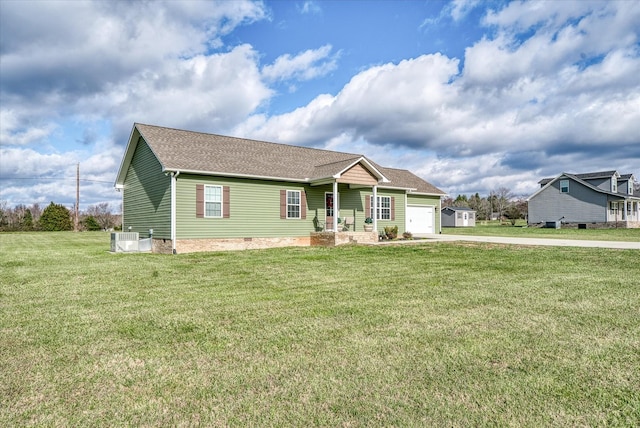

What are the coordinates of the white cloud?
(94, 44, 273, 139)
(262, 45, 339, 82)
(234, 1, 640, 196)
(1, 0, 638, 207)
(298, 1, 322, 15)
(240, 53, 462, 147)
(449, 0, 482, 22)
(1, 1, 272, 147)
(0, 139, 125, 209)
(0, 110, 57, 146)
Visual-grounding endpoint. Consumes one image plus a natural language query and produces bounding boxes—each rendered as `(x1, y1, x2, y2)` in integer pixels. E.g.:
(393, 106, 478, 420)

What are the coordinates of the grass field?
(1, 232, 639, 426)
(442, 220, 640, 241)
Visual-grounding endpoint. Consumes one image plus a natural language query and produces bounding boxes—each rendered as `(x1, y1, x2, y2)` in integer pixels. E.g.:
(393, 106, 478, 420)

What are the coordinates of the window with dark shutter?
(223, 186, 230, 218)
(369, 195, 392, 220)
(280, 190, 286, 219)
(196, 184, 204, 218)
(390, 197, 395, 221)
(197, 184, 230, 218)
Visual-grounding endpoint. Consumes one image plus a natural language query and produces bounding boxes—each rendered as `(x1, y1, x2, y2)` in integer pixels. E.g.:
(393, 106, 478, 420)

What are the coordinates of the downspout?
(333, 180, 339, 232)
(438, 197, 442, 233)
(373, 185, 378, 233)
(171, 171, 180, 254)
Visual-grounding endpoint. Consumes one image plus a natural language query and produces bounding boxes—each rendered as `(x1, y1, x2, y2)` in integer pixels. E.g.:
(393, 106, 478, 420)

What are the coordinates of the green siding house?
(115, 123, 445, 253)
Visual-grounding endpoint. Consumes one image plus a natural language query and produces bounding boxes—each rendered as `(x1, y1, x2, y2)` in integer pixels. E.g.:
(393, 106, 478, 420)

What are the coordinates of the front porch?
(310, 231, 378, 247)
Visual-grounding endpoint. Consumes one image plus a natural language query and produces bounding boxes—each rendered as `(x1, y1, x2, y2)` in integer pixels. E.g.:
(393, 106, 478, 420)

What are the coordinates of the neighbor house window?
(610, 201, 616, 213)
(370, 196, 391, 220)
(287, 190, 301, 219)
(205, 185, 222, 217)
(560, 180, 569, 193)
(629, 182, 633, 195)
(612, 180, 617, 192)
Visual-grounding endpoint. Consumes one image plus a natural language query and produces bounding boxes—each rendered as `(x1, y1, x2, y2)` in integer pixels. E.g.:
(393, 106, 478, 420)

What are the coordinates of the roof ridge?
(135, 122, 364, 158)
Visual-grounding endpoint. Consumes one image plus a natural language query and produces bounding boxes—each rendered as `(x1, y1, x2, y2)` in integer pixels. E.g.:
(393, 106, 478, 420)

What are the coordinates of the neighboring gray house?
(527, 170, 640, 228)
(442, 206, 476, 227)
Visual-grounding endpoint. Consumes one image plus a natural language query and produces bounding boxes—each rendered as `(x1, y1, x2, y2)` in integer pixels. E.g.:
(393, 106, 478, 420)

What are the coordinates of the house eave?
(407, 191, 446, 196)
(114, 125, 142, 188)
(162, 167, 308, 184)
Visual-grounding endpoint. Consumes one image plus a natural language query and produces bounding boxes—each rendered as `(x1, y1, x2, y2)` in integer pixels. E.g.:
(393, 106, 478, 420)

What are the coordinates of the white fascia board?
(162, 168, 308, 184)
(377, 185, 418, 192)
(114, 125, 141, 187)
(407, 191, 446, 196)
(309, 178, 335, 186)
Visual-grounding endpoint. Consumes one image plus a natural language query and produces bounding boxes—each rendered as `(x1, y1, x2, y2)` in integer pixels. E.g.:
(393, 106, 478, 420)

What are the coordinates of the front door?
(325, 193, 334, 230)
(463, 212, 469, 226)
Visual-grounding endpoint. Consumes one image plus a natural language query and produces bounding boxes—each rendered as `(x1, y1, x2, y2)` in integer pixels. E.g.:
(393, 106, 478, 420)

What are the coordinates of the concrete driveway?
(410, 234, 640, 250)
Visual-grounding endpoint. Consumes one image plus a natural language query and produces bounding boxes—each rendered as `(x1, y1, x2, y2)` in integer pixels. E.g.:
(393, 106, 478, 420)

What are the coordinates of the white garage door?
(406, 205, 434, 234)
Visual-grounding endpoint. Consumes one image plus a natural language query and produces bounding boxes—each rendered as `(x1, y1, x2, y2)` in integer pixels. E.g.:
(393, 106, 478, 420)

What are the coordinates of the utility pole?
(75, 163, 79, 232)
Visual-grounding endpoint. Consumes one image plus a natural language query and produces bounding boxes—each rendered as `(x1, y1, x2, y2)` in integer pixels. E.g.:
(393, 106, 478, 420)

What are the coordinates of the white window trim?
(287, 190, 301, 219)
(560, 179, 569, 193)
(204, 185, 223, 218)
(370, 195, 391, 220)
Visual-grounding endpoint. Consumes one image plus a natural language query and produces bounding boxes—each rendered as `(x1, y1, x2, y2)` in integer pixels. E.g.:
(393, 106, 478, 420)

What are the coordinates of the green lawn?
(442, 220, 640, 241)
(1, 232, 639, 426)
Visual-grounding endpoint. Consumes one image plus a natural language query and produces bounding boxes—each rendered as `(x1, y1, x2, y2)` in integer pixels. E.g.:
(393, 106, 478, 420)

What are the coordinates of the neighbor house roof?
(442, 206, 475, 212)
(539, 170, 619, 185)
(528, 171, 639, 201)
(115, 123, 445, 195)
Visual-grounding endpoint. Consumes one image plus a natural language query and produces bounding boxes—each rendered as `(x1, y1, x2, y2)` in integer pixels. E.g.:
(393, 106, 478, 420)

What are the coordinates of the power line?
(0, 177, 114, 184)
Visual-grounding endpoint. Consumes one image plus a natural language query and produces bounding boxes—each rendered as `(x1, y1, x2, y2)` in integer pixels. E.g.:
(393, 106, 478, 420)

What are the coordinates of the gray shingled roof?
(539, 170, 618, 184)
(124, 123, 444, 195)
(443, 206, 475, 212)
(576, 170, 618, 180)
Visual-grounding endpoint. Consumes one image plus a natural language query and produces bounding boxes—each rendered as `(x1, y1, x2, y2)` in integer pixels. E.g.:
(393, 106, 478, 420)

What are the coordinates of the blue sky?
(1, 0, 639, 212)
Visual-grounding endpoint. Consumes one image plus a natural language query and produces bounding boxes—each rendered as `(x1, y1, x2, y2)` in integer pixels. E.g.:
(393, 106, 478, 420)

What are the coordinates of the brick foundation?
(151, 232, 379, 253)
(310, 231, 378, 247)
(152, 236, 311, 254)
(153, 238, 174, 254)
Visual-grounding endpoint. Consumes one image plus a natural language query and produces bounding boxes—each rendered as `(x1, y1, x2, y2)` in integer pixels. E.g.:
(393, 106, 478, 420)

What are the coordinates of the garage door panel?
(406, 206, 433, 234)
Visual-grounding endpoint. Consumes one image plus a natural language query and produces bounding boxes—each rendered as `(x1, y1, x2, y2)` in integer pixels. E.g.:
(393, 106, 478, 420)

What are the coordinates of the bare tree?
(86, 202, 115, 230)
(0, 200, 8, 229)
(30, 203, 42, 224)
(442, 196, 454, 208)
(492, 187, 513, 220)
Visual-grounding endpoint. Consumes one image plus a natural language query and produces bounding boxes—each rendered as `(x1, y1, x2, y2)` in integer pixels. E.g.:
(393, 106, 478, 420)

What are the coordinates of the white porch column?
(333, 180, 339, 232)
(623, 199, 627, 220)
(372, 185, 378, 232)
(170, 171, 180, 254)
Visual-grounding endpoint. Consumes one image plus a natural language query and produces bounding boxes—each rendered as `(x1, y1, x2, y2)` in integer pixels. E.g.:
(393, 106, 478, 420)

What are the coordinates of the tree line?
(442, 187, 528, 224)
(0, 201, 121, 232)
